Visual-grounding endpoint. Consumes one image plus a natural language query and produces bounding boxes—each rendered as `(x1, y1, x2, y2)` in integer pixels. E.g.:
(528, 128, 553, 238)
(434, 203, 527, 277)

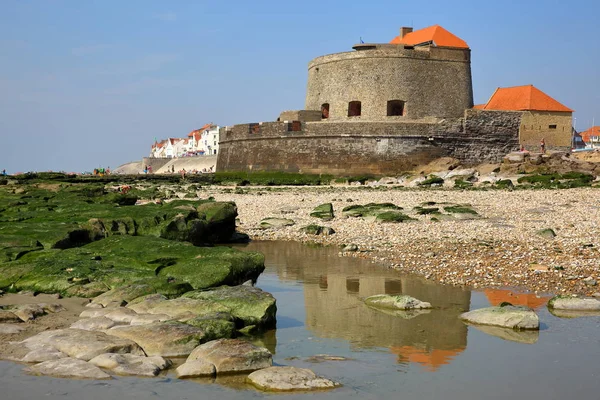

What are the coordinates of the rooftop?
(477, 85, 573, 113)
(390, 25, 469, 49)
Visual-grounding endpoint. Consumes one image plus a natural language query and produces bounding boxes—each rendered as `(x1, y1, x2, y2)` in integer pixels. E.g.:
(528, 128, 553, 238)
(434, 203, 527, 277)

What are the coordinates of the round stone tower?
(305, 26, 473, 121)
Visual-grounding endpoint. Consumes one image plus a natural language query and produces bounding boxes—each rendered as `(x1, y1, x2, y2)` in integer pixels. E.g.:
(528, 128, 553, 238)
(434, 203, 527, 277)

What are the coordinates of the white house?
(200, 124, 220, 155)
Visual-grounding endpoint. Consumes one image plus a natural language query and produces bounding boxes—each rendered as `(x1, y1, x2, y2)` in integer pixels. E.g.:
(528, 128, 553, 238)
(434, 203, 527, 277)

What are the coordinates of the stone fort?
(217, 25, 523, 175)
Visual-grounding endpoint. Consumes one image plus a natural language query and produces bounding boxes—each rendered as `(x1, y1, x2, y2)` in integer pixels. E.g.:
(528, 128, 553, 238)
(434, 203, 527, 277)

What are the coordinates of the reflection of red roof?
(484, 289, 550, 310)
(580, 126, 600, 142)
(390, 346, 465, 372)
(390, 25, 469, 49)
(478, 85, 573, 112)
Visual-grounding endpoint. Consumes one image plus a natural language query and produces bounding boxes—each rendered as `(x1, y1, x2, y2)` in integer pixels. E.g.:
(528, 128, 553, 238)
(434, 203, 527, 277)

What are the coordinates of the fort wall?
(305, 46, 473, 120)
(217, 110, 521, 175)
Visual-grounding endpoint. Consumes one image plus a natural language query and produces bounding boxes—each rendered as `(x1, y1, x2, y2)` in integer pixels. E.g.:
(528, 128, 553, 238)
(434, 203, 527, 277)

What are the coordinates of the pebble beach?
(207, 186, 600, 297)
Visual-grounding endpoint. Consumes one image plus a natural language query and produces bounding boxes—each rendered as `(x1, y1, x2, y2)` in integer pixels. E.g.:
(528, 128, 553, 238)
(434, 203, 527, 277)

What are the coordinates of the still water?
(1, 240, 599, 399)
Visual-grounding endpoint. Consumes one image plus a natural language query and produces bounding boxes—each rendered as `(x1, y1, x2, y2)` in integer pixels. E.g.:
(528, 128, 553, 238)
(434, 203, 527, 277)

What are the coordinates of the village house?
(200, 124, 220, 155)
(580, 126, 600, 149)
(475, 85, 574, 150)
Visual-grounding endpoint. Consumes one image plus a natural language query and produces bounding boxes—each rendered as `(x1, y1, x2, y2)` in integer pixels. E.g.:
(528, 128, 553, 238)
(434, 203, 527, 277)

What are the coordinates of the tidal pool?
(1, 240, 599, 399)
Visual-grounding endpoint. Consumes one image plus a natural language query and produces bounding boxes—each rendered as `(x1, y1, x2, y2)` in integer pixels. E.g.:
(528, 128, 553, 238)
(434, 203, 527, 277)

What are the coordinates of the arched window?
(321, 103, 330, 119)
(348, 101, 361, 117)
(387, 100, 405, 116)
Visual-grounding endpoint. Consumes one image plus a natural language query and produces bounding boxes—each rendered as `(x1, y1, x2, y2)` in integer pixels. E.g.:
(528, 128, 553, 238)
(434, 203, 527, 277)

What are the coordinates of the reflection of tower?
(244, 241, 472, 371)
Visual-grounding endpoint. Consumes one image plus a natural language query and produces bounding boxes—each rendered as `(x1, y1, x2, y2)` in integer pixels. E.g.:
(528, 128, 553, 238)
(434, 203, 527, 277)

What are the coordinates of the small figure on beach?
(1, 169, 6, 176)
(144, 166, 148, 174)
(181, 168, 186, 179)
(171, 165, 175, 173)
(540, 138, 546, 153)
(148, 165, 152, 174)
(520, 144, 525, 152)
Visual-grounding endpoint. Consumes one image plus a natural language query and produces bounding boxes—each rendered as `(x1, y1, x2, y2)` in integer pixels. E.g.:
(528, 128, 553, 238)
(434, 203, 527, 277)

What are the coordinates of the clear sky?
(1, 0, 598, 173)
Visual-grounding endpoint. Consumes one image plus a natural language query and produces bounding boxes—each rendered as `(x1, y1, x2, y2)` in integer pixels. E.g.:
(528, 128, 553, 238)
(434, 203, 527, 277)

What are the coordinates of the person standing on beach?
(540, 138, 546, 153)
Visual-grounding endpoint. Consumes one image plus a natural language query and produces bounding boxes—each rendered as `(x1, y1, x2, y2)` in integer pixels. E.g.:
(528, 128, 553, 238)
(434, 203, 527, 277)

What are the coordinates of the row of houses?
(150, 123, 220, 158)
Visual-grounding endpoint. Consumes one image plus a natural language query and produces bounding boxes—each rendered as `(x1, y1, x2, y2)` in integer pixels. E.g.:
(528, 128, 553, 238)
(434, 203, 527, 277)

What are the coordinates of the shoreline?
(205, 186, 600, 297)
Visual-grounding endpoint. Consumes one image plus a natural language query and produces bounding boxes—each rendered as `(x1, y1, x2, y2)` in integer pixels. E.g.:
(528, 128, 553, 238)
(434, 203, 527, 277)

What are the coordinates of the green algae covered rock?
(460, 305, 539, 330)
(310, 203, 334, 221)
(183, 285, 276, 328)
(364, 294, 432, 310)
(341, 203, 402, 218)
(0, 236, 264, 296)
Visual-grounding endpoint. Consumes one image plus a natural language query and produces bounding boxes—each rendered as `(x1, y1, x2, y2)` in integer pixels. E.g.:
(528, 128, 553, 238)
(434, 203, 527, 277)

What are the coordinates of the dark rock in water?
(247, 366, 340, 391)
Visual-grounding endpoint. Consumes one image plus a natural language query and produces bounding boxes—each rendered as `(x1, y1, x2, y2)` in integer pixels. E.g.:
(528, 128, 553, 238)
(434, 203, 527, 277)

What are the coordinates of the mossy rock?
(418, 177, 444, 187)
(375, 211, 415, 223)
(413, 206, 440, 215)
(310, 203, 334, 221)
(259, 218, 295, 229)
(443, 205, 478, 215)
(299, 224, 335, 236)
(185, 313, 236, 340)
(183, 285, 276, 328)
(341, 203, 402, 218)
(536, 228, 556, 240)
(0, 236, 265, 295)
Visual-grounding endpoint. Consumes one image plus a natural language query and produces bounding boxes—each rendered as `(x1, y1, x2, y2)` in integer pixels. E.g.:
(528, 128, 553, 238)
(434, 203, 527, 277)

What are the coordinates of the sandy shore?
(205, 186, 600, 297)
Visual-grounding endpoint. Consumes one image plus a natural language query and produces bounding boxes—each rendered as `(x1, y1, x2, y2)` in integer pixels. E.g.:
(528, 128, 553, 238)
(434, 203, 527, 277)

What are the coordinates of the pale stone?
(129, 313, 172, 325)
(140, 297, 230, 320)
(548, 296, 600, 311)
(91, 284, 156, 307)
(0, 310, 22, 323)
(103, 308, 138, 323)
(22, 328, 145, 361)
(21, 346, 68, 363)
(176, 359, 216, 378)
(364, 294, 432, 310)
(259, 218, 295, 229)
(106, 323, 206, 357)
(25, 358, 111, 380)
(80, 308, 112, 319)
(247, 366, 340, 391)
(12, 304, 46, 321)
(460, 305, 539, 330)
(126, 294, 168, 314)
(89, 353, 171, 377)
(187, 339, 272, 374)
(70, 317, 117, 331)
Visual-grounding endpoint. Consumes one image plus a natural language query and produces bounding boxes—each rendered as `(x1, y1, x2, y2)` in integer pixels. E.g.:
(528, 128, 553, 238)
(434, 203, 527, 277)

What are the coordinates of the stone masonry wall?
(217, 110, 521, 175)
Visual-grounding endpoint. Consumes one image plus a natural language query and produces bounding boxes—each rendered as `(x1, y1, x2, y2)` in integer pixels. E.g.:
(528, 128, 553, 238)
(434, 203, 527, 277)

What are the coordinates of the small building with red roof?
(475, 85, 574, 150)
(579, 126, 600, 148)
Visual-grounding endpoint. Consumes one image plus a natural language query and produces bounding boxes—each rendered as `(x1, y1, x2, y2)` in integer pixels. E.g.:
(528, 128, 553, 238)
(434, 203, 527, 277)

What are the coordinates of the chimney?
(400, 27, 413, 39)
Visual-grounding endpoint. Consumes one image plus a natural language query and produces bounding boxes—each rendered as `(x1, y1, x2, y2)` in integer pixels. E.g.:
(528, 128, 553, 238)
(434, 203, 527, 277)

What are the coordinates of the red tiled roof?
(484, 289, 550, 310)
(580, 126, 600, 142)
(479, 85, 573, 112)
(473, 104, 486, 110)
(390, 25, 469, 49)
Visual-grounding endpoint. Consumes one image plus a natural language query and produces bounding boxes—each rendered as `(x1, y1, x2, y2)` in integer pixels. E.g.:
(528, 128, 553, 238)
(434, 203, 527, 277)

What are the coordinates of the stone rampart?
(217, 110, 522, 175)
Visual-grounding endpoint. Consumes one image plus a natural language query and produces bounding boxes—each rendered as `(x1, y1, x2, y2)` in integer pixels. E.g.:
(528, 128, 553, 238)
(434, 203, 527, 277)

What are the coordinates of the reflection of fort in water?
(245, 241, 472, 371)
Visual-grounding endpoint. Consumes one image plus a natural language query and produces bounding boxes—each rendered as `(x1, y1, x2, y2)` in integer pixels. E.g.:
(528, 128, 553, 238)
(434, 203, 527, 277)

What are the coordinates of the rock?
(186, 339, 272, 374)
(103, 308, 139, 323)
(12, 304, 46, 321)
(547, 295, 600, 311)
(176, 359, 216, 378)
(300, 224, 335, 236)
(106, 322, 206, 357)
(185, 316, 236, 341)
(0, 323, 26, 334)
(0, 310, 22, 323)
(378, 177, 398, 185)
(305, 354, 351, 363)
(89, 353, 171, 377)
(583, 277, 597, 286)
(21, 346, 69, 363)
(536, 228, 556, 239)
(310, 203, 335, 221)
(91, 284, 156, 307)
(129, 313, 172, 325)
(247, 366, 340, 392)
(445, 168, 477, 180)
(259, 218, 295, 229)
(460, 305, 539, 330)
(364, 294, 432, 310)
(70, 317, 117, 331)
(137, 297, 231, 321)
(504, 152, 527, 163)
(183, 285, 277, 328)
(22, 328, 145, 361)
(126, 293, 168, 314)
(343, 244, 358, 252)
(79, 308, 112, 319)
(25, 358, 111, 380)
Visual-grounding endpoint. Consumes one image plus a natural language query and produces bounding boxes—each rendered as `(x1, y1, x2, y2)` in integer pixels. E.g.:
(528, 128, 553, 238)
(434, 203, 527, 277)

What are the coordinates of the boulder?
(504, 152, 527, 164)
(186, 338, 272, 374)
(259, 218, 295, 229)
(364, 294, 432, 310)
(126, 294, 168, 314)
(247, 366, 340, 391)
(183, 285, 276, 328)
(460, 305, 539, 330)
(21, 346, 68, 363)
(91, 284, 156, 307)
(103, 308, 139, 323)
(445, 168, 477, 180)
(89, 353, 171, 377)
(547, 295, 600, 311)
(536, 228, 557, 240)
(176, 359, 216, 378)
(106, 322, 206, 357)
(310, 203, 334, 221)
(25, 358, 111, 380)
(299, 225, 335, 236)
(11, 304, 47, 322)
(0, 323, 26, 334)
(22, 328, 145, 361)
(70, 316, 117, 331)
(184, 315, 236, 341)
(139, 297, 231, 320)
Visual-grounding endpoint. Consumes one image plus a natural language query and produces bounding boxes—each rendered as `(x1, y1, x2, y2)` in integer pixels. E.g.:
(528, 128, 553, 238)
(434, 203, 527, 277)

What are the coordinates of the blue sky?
(1, 0, 598, 173)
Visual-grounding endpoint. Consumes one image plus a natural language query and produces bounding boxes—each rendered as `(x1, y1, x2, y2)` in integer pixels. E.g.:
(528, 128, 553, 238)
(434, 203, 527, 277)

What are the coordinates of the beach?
(206, 186, 600, 296)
